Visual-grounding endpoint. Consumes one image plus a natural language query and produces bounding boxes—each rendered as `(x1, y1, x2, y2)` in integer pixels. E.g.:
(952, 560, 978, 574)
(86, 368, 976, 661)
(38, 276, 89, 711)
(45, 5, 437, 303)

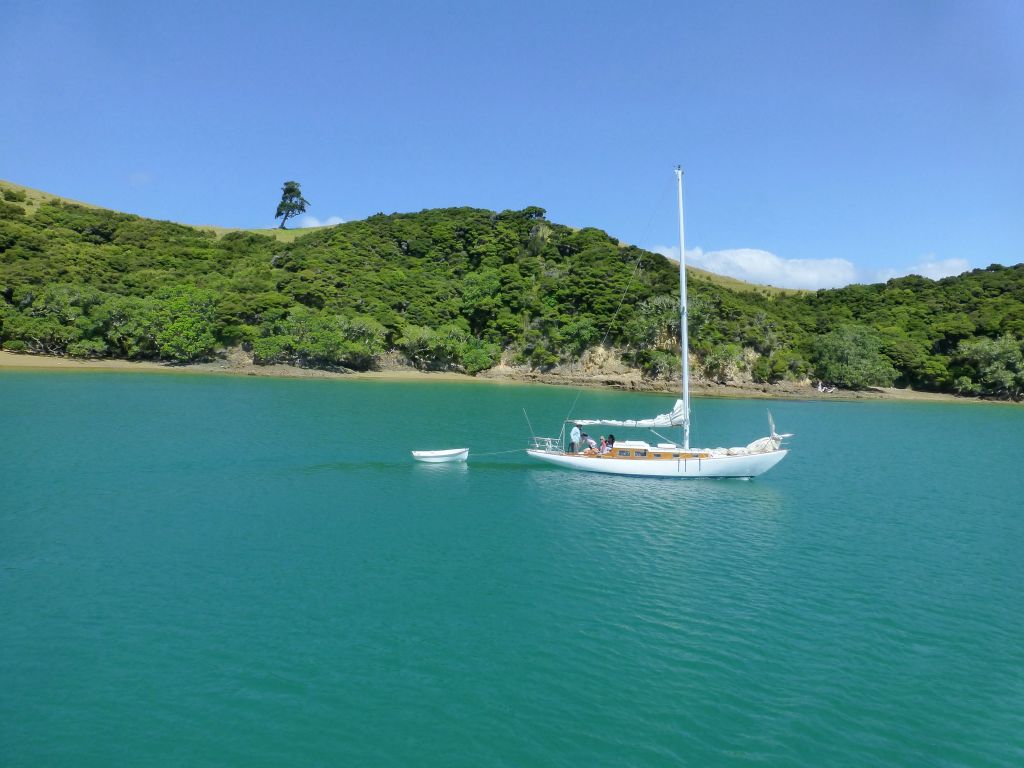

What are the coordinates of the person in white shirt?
(569, 423, 581, 453)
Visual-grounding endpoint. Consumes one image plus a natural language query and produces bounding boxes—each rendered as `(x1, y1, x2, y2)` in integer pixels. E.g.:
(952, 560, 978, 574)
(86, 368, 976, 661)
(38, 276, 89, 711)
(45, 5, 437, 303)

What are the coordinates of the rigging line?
(559, 176, 677, 427)
(522, 408, 536, 440)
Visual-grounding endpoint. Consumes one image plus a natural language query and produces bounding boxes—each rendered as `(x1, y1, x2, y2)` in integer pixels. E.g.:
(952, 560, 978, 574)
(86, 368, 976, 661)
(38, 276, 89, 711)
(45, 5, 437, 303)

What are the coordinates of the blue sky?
(3, 0, 1022, 288)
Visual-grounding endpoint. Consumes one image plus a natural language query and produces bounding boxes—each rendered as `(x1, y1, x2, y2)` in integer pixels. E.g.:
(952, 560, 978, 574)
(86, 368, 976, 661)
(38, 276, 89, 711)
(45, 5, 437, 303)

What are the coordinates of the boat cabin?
(577, 440, 711, 460)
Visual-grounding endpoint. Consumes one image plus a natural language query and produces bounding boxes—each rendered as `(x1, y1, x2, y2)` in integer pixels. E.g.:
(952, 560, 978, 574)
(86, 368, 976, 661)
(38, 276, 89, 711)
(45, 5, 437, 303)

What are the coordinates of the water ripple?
(3, 376, 1023, 766)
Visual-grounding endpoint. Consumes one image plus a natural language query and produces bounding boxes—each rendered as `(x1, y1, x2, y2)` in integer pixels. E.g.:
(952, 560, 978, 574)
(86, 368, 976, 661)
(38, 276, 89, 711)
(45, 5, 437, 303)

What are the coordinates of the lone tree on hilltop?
(275, 180, 309, 229)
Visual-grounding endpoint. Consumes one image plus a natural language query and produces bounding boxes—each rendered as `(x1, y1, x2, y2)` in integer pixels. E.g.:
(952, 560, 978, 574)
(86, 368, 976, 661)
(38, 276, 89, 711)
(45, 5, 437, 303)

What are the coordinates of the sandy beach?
(0, 349, 995, 404)
(0, 350, 479, 382)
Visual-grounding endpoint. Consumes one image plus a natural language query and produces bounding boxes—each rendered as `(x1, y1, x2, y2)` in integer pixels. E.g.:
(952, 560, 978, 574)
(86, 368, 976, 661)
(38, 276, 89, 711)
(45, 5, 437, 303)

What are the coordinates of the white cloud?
(651, 245, 856, 290)
(650, 245, 973, 290)
(870, 257, 969, 283)
(297, 214, 344, 228)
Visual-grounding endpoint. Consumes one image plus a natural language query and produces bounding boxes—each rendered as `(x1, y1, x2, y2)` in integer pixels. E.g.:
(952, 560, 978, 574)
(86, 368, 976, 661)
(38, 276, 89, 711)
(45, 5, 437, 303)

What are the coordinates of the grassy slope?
(0, 179, 797, 294)
(687, 265, 804, 297)
(0, 180, 98, 215)
(0, 180, 326, 244)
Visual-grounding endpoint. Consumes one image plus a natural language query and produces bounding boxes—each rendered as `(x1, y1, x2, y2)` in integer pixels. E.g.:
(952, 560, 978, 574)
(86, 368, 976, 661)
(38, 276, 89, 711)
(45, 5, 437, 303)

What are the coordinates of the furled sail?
(573, 399, 685, 429)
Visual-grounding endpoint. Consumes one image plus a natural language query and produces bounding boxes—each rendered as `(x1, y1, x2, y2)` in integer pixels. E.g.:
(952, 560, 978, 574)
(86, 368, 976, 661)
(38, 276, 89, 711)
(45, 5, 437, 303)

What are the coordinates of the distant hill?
(0, 181, 795, 287)
(1, 179, 1021, 398)
(0, 180, 321, 243)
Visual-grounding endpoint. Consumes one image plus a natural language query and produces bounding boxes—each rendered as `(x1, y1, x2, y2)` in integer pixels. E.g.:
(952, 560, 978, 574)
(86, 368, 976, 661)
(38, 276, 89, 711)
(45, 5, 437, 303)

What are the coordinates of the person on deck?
(569, 423, 581, 453)
(599, 436, 608, 454)
(581, 433, 597, 454)
(606, 434, 616, 451)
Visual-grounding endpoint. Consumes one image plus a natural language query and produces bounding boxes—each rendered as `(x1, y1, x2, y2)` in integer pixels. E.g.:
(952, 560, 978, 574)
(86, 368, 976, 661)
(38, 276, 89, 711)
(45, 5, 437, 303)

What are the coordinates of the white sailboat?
(526, 168, 791, 478)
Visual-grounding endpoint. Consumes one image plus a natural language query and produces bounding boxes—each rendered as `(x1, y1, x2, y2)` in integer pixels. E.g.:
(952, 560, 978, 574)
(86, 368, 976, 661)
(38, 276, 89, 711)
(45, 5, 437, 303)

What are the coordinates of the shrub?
(0, 200, 25, 219)
(528, 345, 559, 369)
(460, 338, 500, 374)
(67, 339, 108, 358)
(702, 343, 742, 383)
(751, 355, 774, 383)
(953, 375, 977, 395)
(2, 339, 28, 352)
(635, 348, 679, 379)
(220, 324, 259, 346)
(252, 335, 294, 364)
(751, 351, 806, 383)
(397, 325, 440, 368)
(3, 189, 28, 202)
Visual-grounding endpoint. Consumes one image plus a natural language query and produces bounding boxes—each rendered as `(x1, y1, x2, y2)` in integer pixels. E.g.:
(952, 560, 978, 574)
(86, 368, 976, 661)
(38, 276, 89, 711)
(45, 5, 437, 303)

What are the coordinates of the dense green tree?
(94, 296, 162, 358)
(2, 313, 80, 354)
(550, 317, 597, 359)
(953, 335, 1024, 399)
(811, 325, 898, 389)
(156, 288, 219, 361)
(250, 308, 385, 369)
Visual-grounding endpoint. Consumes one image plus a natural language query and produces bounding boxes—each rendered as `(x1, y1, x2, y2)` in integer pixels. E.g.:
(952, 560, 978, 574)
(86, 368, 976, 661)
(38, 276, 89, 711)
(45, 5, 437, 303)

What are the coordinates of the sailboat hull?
(526, 448, 787, 478)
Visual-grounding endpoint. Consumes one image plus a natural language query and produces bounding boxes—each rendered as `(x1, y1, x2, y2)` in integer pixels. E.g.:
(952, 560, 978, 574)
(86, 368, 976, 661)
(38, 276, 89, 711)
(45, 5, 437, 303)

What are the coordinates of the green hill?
(1, 179, 1022, 399)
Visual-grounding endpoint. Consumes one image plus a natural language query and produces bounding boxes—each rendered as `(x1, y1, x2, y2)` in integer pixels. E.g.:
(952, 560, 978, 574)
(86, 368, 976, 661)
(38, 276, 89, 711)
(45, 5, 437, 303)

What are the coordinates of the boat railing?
(530, 436, 562, 453)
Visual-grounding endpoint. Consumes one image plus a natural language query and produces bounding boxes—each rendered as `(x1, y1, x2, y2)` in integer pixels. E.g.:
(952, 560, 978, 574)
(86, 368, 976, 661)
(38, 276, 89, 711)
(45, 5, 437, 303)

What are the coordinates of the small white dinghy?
(411, 448, 469, 463)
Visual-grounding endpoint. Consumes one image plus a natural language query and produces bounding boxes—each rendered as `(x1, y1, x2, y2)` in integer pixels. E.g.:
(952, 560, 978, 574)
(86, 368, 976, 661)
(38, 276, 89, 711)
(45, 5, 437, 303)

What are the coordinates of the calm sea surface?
(2, 371, 1022, 767)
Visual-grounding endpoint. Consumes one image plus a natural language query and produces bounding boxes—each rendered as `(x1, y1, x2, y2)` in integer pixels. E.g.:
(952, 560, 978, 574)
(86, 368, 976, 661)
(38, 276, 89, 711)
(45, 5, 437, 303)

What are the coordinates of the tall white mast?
(675, 166, 691, 449)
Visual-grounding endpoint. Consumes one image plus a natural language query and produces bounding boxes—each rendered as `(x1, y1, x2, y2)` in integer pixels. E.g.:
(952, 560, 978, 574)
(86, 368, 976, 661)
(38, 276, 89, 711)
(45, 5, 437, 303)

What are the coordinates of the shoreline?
(0, 350, 1004, 405)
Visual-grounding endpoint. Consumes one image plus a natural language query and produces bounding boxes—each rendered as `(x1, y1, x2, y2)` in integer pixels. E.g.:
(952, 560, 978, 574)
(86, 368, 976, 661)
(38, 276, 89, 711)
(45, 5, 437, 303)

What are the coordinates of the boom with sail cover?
(573, 399, 685, 429)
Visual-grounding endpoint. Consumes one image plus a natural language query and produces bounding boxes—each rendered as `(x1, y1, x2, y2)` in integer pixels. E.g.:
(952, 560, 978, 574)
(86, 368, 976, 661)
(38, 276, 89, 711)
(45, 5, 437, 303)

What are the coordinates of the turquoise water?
(2, 371, 1022, 767)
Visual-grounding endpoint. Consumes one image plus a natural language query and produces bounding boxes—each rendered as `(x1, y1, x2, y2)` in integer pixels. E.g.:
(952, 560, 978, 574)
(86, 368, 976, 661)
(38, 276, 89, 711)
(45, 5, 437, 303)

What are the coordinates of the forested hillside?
(1, 183, 1022, 399)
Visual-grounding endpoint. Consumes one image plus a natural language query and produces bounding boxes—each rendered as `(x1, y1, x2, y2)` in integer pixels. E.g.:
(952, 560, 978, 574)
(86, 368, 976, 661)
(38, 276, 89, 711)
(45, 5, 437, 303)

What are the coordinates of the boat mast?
(675, 166, 691, 449)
